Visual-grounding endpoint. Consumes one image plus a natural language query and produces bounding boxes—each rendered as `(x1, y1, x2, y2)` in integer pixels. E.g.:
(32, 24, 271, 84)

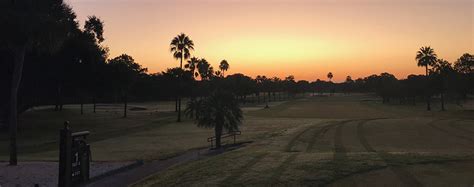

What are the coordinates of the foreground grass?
(2, 94, 473, 187)
(0, 101, 301, 161)
(134, 140, 474, 186)
(133, 96, 474, 186)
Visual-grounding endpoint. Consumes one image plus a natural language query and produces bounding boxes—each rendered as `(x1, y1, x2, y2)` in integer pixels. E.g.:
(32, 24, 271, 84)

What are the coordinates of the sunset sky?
(66, 0, 472, 82)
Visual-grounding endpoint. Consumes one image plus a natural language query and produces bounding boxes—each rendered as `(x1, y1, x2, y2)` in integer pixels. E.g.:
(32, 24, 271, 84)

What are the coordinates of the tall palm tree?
(170, 33, 194, 122)
(186, 91, 242, 149)
(170, 33, 194, 69)
(219, 60, 229, 77)
(416, 46, 437, 111)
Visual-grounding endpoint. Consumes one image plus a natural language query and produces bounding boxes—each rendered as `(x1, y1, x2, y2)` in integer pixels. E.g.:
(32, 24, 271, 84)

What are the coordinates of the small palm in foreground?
(186, 91, 243, 149)
(184, 98, 202, 119)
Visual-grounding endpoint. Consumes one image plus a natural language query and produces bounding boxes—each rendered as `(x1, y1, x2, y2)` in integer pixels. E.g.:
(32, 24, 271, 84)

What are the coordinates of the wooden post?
(59, 121, 72, 187)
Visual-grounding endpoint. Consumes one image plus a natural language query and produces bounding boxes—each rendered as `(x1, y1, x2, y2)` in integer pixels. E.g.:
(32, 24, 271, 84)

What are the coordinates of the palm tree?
(327, 72, 333, 82)
(327, 72, 334, 95)
(185, 57, 200, 78)
(170, 33, 194, 69)
(416, 46, 437, 111)
(346, 76, 352, 83)
(184, 98, 202, 119)
(197, 58, 214, 80)
(170, 33, 194, 122)
(186, 91, 243, 149)
(219, 60, 229, 77)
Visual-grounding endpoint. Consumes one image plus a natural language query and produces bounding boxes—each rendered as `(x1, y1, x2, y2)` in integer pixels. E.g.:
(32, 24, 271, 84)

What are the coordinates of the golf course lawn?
(132, 94, 474, 186)
(2, 94, 474, 186)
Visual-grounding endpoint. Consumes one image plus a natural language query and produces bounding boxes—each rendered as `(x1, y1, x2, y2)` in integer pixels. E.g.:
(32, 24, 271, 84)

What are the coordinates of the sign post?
(58, 121, 91, 187)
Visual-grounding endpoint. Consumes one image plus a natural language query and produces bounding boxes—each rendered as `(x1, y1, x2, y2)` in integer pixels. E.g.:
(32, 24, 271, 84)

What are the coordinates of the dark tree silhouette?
(108, 54, 147, 118)
(432, 59, 454, 111)
(184, 98, 202, 119)
(185, 57, 200, 78)
(187, 91, 242, 149)
(170, 33, 194, 122)
(219, 60, 229, 77)
(84, 16, 105, 43)
(256, 75, 271, 108)
(454, 53, 473, 74)
(0, 0, 77, 165)
(346, 76, 352, 83)
(83, 16, 107, 114)
(416, 46, 437, 111)
(327, 72, 334, 95)
(197, 58, 214, 80)
(327, 72, 333, 82)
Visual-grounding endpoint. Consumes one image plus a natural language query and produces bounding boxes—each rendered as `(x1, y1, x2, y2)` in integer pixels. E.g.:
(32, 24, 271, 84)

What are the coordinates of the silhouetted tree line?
(1, 0, 473, 164)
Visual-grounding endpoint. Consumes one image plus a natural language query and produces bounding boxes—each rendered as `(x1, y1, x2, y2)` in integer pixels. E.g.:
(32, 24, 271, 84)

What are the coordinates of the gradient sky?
(66, 0, 472, 82)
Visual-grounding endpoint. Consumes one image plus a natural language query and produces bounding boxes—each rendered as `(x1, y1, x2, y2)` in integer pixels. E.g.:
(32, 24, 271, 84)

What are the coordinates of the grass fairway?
(132, 94, 474, 186)
(2, 94, 474, 186)
(0, 101, 302, 161)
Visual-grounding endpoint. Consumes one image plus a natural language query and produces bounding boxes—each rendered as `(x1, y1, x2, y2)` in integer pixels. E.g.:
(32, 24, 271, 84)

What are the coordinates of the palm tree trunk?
(177, 98, 181, 122)
(177, 53, 183, 122)
(425, 65, 431, 111)
(265, 93, 269, 108)
(175, 97, 178, 112)
(180, 51, 183, 69)
(55, 85, 61, 111)
(80, 98, 83, 115)
(441, 92, 445, 111)
(93, 96, 96, 113)
(123, 94, 127, 118)
(215, 124, 223, 149)
(9, 46, 26, 166)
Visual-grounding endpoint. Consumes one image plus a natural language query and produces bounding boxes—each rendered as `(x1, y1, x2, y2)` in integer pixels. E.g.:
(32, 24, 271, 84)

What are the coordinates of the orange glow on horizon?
(66, 0, 472, 82)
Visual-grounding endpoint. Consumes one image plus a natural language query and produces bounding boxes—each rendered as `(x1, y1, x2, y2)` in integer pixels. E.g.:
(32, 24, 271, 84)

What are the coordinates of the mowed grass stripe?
(427, 119, 474, 143)
(448, 119, 474, 134)
(220, 152, 269, 185)
(357, 119, 423, 187)
(333, 120, 358, 161)
(269, 153, 298, 185)
(306, 121, 339, 152)
(285, 122, 332, 152)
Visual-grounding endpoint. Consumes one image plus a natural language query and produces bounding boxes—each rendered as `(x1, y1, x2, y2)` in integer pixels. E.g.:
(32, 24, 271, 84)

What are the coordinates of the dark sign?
(58, 121, 91, 187)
